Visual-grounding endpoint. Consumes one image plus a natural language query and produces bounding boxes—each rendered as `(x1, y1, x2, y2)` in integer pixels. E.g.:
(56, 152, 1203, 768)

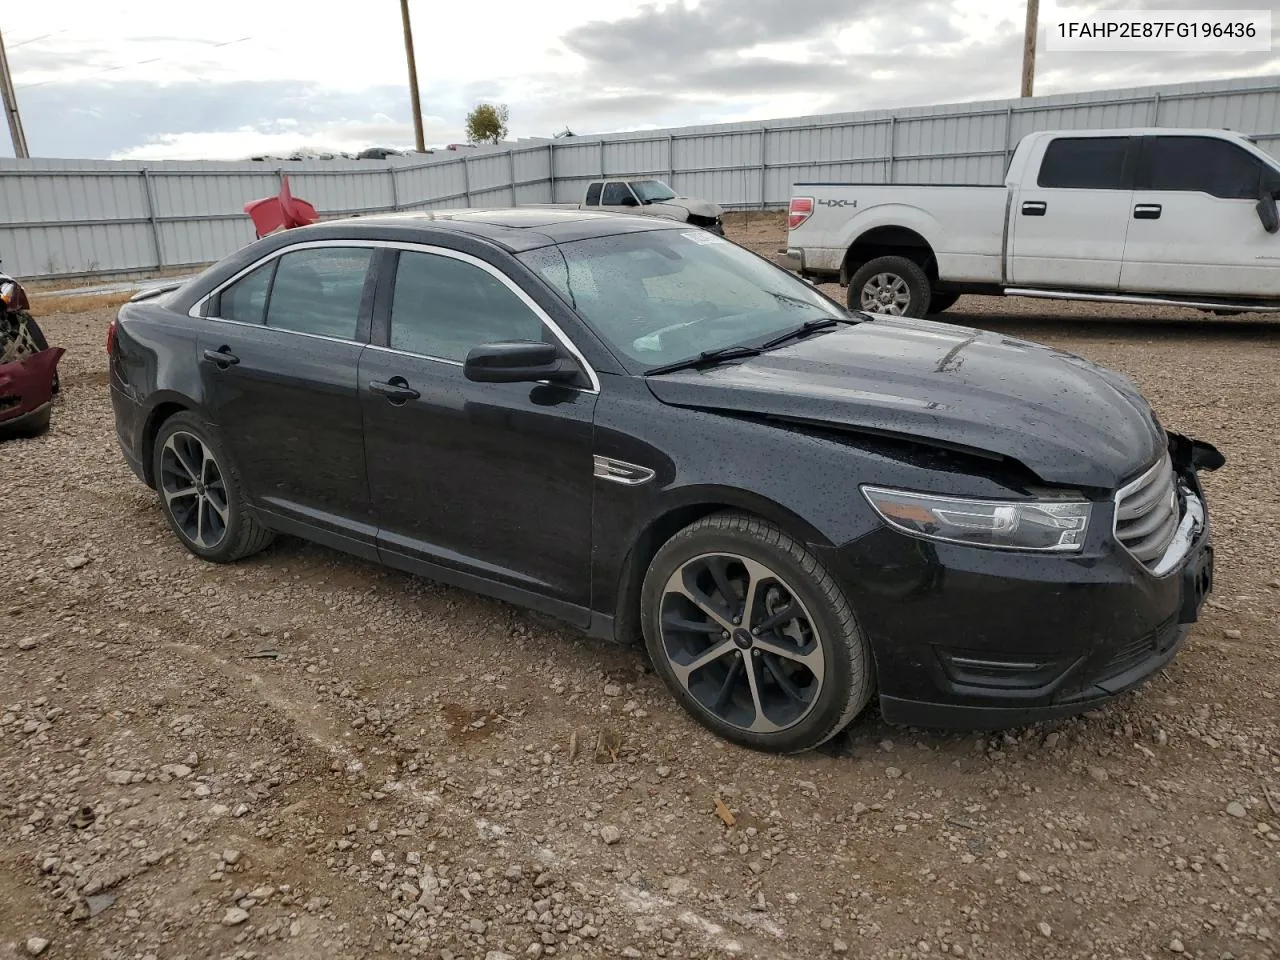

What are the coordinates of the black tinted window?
(264, 247, 371, 340)
(390, 251, 544, 362)
(585, 182, 602, 205)
(1037, 137, 1130, 190)
(1138, 137, 1264, 199)
(217, 261, 275, 324)
(602, 182, 632, 205)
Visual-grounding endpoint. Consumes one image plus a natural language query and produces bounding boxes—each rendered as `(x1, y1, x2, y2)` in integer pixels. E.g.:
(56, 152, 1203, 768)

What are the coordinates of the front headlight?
(861, 485, 1092, 553)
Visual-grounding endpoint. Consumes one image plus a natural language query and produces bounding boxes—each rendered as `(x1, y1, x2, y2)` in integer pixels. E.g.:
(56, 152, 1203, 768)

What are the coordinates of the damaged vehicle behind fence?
(1, 263, 64, 440)
(107, 209, 1223, 753)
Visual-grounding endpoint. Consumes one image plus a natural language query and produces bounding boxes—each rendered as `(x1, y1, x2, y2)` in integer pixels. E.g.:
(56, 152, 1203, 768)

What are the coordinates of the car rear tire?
(152, 411, 274, 563)
(848, 255, 931, 318)
(641, 512, 874, 754)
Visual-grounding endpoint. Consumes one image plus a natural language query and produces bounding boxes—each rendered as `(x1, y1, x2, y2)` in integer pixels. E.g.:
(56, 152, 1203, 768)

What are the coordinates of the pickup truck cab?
(546, 179, 725, 234)
(782, 127, 1280, 316)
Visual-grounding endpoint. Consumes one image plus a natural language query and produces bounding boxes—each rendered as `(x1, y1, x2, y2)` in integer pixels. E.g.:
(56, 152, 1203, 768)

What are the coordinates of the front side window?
(390, 251, 545, 362)
(601, 182, 635, 205)
(1037, 137, 1130, 190)
(216, 260, 275, 324)
(264, 247, 373, 340)
(1138, 136, 1266, 199)
(518, 228, 846, 371)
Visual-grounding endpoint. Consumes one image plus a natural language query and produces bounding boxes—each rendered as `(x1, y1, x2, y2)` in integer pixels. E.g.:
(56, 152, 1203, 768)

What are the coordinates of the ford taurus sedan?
(108, 208, 1222, 754)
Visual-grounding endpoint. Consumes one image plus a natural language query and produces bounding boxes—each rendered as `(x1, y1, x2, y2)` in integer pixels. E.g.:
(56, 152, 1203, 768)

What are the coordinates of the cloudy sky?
(3, 0, 1279, 160)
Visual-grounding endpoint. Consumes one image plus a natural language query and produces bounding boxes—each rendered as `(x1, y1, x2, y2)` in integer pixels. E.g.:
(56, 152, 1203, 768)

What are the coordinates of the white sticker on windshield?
(682, 230, 724, 244)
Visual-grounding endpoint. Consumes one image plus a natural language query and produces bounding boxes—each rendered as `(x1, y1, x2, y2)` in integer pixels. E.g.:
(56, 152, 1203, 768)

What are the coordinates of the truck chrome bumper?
(775, 247, 804, 272)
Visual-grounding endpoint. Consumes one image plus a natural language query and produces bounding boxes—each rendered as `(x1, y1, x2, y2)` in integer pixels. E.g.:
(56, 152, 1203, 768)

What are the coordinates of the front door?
(599, 180, 640, 214)
(359, 246, 598, 620)
(1008, 135, 1137, 290)
(1120, 135, 1280, 298)
(197, 244, 376, 550)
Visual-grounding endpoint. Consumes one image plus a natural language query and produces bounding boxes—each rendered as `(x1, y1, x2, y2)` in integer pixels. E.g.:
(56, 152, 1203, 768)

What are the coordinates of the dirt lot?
(3, 216, 1279, 960)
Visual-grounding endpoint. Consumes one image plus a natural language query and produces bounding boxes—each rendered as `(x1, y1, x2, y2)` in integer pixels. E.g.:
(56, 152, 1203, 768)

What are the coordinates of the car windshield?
(630, 179, 677, 203)
(518, 228, 848, 371)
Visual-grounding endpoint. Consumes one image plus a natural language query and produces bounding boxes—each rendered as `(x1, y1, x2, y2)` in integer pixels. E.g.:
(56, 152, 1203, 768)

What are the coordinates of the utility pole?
(399, 0, 426, 153)
(0, 28, 30, 158)
(1021, 0, 1039, 98)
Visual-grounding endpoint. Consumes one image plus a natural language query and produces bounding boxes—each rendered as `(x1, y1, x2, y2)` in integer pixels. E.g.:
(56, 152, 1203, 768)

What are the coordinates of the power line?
(7, 29, 68, 50)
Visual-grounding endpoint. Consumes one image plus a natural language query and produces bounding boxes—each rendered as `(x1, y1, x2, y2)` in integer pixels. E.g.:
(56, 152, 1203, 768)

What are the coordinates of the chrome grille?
(1114, 454, 1180, 569)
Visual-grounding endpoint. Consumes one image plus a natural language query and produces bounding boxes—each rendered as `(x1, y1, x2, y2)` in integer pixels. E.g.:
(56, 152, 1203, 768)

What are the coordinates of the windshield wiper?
(758, 316, 856, 349)
(643, 344, 763, 377)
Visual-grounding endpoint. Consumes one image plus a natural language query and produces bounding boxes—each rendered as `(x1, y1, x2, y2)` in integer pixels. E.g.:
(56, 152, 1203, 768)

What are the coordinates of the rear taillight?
(788, 196, 814, 230)
(106, 318, 118, 356)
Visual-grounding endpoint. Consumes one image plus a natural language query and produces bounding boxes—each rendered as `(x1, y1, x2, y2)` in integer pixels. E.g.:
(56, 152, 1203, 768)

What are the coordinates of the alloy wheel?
(658, 553, 825, 733)
(159, 431, 229, 549)
(860, 273, 911, 315)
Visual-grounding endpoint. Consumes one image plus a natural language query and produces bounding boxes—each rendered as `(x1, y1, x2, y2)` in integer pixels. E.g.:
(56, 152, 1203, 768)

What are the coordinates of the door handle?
(369, 377, 420, 403)
(1021, 201, 1047, 216)
(1134, 203, 1162, 220)
(202, 347, 240, 368)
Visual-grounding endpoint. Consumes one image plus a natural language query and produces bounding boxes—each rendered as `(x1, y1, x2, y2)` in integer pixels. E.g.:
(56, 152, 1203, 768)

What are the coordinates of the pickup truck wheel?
(848, 256, 931, 318)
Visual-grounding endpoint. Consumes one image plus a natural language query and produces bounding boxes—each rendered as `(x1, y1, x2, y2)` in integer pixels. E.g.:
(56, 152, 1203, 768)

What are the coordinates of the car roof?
(275, 207, 686, 253)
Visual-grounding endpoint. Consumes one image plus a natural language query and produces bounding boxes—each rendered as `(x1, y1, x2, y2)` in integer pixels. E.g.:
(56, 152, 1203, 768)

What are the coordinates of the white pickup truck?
(533, 178, 725, 234)
(780, 127, 1280, 316)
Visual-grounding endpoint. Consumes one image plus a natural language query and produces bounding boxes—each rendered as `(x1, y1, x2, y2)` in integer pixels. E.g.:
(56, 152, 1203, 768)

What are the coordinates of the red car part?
(0, 346, 65, 433)
(243, 175, 319, 239)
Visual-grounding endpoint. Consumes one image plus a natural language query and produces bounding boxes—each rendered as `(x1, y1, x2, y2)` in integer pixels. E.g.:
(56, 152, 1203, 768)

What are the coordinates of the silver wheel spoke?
(667, 570, 735, 632)
(670, 640, 736, 686)
(205, 490, 229, 524)
(753, 635, 824, 670)
(167, 440, 200, 483)
(195, 497, 206, 544)
(164, 485, 198, 505)
(743, 653, 780, 733)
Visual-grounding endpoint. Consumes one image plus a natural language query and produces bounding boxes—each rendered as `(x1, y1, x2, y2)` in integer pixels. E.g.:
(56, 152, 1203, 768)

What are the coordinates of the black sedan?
(108, 209, 1222, 753)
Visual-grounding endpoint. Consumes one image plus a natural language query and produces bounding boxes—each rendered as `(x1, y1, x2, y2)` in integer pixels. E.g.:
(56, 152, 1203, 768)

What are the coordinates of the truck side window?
(585, 182, 602, 206)
(1137, 137, 1265, 200)
(1037, 137, 1129, 190)
(602, 182, 633, 205)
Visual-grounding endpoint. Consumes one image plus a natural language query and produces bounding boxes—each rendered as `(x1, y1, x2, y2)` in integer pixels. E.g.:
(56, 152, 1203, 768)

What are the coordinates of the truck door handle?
(1134, 203, 1162, 219)
(369, 377, 420, 404)
(202, 347, 239, 368)
(1021, 201, 1047, 216)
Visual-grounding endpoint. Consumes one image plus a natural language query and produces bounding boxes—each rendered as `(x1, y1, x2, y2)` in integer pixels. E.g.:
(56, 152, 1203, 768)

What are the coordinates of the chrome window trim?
(188, 237, 601, 393)
(191, 313, 360, 347)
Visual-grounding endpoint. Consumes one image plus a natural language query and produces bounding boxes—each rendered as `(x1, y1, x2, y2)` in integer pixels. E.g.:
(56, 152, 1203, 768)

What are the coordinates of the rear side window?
(1138, 136, 1264, 199)
(390, 251, 545, 362)
(264, 247, 372, 340)
(216, 260, 275, 324)
(1037, 137, 1130, 190)
(585, 182, 602, 205)
(601, 182, 633, 205)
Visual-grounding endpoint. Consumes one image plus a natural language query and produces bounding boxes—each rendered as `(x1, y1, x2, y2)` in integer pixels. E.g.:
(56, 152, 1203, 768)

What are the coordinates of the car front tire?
(151, 411, 274, 563)
(848, 255, 932, 318)
(641, 512, 874, 754)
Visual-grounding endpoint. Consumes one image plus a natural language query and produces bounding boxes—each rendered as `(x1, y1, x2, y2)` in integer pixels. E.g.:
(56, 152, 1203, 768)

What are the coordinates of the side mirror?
(463, 340, 579, 384)
(1257, 183, 1280, 234)
(619, 195, 639, 207)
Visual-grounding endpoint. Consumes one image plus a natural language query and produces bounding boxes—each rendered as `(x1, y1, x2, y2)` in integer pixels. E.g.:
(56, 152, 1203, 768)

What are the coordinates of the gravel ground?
(2, 218, 1278, 960)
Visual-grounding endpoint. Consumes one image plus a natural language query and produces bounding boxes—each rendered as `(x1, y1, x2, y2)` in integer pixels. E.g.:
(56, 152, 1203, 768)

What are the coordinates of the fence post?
(139, 168, 165, 269)
(548, 143, 556, 202)
(600, 140, 606, 178)
(1003, 105, 1015, 172)
(667, 134, 675, 185)
(886, 116, 897, 184)
(462, 155, 472, 207)
(1151, 92, 1161, 126)
(388, 164, 400, 211)
(759, 127, 767, 209)
(508, 149, 517, 206)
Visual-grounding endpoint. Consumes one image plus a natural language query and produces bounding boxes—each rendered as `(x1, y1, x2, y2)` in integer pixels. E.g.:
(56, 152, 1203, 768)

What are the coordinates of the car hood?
(651, 197, 723, 218)
(644, 315, 1164, 490)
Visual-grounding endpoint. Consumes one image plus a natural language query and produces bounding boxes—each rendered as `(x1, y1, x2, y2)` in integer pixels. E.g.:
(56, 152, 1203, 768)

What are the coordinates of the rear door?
(1120, 135, 1280, 297)
(196, 242, 378, 554)
(1008, 135, 1138, 290)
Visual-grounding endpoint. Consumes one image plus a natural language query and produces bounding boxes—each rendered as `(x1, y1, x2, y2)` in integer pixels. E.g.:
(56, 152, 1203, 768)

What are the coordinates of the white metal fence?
(4, 74, 1280, 280)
